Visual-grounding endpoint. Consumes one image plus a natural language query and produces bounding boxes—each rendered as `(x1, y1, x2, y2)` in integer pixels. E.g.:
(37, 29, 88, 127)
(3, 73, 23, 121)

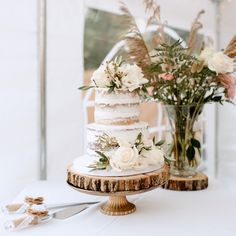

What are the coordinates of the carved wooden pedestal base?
(67, 164, 169, 215)
(101, 195, 135, 216)
(162, 172, 208, 191)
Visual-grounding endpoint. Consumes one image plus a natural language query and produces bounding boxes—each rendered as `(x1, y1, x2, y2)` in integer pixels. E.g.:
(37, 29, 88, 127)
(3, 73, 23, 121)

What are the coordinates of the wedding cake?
(69, 59, 165, 176)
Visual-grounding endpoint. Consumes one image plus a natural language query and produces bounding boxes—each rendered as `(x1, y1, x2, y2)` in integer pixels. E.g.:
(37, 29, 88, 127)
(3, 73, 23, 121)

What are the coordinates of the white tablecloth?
(1, 180, 236, 236)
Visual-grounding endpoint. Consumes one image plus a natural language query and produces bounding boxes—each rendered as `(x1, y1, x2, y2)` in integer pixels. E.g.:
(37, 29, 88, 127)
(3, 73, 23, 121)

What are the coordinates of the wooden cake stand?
(67, 165, 169, 216)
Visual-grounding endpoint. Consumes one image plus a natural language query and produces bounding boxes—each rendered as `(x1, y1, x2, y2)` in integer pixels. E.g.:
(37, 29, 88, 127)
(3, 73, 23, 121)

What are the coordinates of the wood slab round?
(162, 172, 208, 191)
(67, 164, 169, 195)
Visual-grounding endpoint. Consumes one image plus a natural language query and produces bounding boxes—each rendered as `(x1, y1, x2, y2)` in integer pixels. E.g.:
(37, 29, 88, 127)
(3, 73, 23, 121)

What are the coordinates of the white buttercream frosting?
(95, 103, 140, 121)
(72, 87, 165, 175)
(87, 121, 149, 151)
(94, 88, 141, 124)
(95, 88, 139, 105)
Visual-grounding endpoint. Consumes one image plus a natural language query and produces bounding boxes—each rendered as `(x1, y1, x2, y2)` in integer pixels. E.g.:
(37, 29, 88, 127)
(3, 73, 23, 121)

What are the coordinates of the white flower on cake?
(134, 157, 149, 170)
(141, 146, 164, 165)
(80, 58, 148, 93)
(199, 48, 215, 65)
(208, 51, 234, 74)
(88, 132, 165, 172)
(91, 64, 111, 87)
(110, 147, 139, 172)
(121, 64, 148, 92)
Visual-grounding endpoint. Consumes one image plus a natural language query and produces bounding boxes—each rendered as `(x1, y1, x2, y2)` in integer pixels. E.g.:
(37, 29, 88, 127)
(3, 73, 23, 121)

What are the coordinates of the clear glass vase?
(164, 104, 203, 177)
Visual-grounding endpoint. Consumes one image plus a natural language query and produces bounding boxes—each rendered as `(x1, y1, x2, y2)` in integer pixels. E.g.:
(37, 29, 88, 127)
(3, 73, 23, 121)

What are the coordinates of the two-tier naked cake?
(68, 60, 165, 177)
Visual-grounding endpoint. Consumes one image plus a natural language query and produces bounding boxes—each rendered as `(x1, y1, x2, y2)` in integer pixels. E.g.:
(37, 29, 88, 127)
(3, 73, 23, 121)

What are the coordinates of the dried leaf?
(224, 34, 236, 59)
(187, 10, 205, 55)
(120, 2, 151, 76)
(143, 0, 165, 44)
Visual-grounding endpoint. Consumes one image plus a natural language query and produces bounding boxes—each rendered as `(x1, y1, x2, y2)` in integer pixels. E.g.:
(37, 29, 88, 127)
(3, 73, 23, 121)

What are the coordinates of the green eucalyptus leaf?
(164, 156, 175, 164)
(155, 139, 165, 146)
(191, 138, 201, 148)
(108, 86, 115, 93)
(135, 132, 142, 145)
(95, 151, 109, 160)
(186, 145, 195, 161)
(213, 96, 222, 102)
(78, 85, 95, 91)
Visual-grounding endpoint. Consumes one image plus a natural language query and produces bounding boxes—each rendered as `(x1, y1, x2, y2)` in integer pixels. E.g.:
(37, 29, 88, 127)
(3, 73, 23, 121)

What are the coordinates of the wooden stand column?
(162, 172, 208, 191)
(101, 195, 136, 216)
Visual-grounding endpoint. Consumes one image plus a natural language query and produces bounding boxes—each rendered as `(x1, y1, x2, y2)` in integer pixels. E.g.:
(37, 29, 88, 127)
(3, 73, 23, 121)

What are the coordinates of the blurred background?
(0, 0, 236, 201)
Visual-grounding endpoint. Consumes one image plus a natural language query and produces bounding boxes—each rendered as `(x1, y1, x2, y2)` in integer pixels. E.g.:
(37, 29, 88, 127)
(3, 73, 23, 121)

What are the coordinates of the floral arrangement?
(150, 41, 235, 105)
(88, 132, 165, 172)
(79, 57, 148, 93)
(121, 1, 236, 104)
(120, 0, 236, 176)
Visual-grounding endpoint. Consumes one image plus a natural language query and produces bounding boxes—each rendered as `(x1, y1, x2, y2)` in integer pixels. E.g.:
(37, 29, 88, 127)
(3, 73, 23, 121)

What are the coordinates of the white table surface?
(1, 180, 236, 236)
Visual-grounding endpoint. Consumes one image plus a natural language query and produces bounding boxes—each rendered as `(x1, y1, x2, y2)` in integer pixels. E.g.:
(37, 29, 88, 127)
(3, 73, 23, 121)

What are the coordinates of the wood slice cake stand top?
(67, 164, 169, 216)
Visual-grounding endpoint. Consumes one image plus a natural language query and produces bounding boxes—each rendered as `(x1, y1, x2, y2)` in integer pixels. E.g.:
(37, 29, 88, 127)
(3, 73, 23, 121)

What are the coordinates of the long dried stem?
(120, 2, 151, 76)
(187, 10, 205, 55)
(144, 0, 165, 44)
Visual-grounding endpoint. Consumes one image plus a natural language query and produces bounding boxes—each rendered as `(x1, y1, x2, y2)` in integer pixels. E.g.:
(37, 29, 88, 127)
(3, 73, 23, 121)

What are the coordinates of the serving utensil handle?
(4, 215, 51, 231)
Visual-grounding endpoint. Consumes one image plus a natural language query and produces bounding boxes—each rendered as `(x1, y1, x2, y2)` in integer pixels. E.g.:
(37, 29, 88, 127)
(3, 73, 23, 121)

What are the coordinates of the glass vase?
(164, 104, 203, 177)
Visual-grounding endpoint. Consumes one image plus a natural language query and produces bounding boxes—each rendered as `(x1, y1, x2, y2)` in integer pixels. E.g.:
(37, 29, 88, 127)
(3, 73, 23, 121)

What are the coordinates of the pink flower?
(226, 86, 236, 99)
(218, 74, 236, 99)
(159, 73, 174, 81)
(218, 74, 236, 87)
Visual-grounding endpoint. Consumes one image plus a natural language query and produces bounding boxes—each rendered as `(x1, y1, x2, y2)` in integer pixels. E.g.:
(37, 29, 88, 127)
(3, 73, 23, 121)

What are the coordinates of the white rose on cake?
(110, 146, 139, 171)
(121, 64, 148, 92)
(91, 64, 111, 87)
(208, 51, 234, 74)
(141, 146, 164, 165)
(134, 157, 149, 170)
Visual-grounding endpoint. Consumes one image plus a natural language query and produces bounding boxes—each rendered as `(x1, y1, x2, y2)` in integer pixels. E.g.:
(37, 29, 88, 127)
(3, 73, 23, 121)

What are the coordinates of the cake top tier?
(95, 88, 139, 105)
(79, 59, 149, 125)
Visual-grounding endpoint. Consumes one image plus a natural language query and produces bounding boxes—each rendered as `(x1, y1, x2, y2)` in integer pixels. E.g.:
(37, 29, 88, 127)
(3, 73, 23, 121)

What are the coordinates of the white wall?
(0, 0, 84, 201)
(47, 0, 84, 180)
(0, 0, 39, 200)
(218, 0, 236, 180)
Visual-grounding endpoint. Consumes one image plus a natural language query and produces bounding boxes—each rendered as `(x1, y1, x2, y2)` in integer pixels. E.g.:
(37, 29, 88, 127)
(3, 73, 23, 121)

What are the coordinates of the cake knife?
(2, 201, 99, 214)
(4, 204, 91, 231)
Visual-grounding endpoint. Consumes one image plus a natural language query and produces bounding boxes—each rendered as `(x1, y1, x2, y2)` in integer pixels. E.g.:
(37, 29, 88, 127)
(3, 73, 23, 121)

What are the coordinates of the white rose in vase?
(199, 47, 215, 65)
(141, 146, 164, 165)
(121, 64, 148, 92)
(110, 146, 139, 171)
(91, 65, 111, 87)
(208, 51, 234, 74)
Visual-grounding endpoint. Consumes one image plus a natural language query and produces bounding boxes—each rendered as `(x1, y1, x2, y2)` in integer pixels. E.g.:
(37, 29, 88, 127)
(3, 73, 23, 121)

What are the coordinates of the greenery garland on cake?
(88, 132, 165, 172)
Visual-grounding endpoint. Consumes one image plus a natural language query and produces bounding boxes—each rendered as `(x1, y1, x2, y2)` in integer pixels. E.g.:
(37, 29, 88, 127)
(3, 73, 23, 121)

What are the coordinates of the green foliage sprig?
(149, 40, 227, 106)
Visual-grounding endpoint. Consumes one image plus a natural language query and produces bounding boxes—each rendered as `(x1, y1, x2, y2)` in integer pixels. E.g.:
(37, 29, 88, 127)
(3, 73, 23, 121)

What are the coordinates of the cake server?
(4, 204, 91, 231)
(2, 201, 99, 214)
